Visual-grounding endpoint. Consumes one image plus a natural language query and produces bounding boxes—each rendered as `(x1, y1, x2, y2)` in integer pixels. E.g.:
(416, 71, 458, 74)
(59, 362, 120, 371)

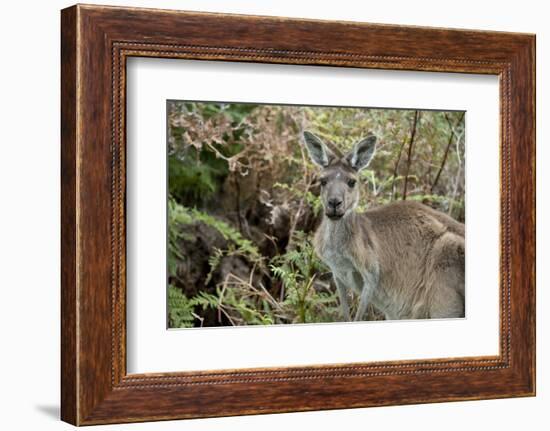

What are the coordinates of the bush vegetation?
(167, 101, 465, 328)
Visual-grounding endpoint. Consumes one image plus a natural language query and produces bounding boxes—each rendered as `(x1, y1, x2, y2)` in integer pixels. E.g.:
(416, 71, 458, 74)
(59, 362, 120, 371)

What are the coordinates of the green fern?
(270, 231, 338, 324)
(168, 198, 261, 281)
(167, 285, 198, 328)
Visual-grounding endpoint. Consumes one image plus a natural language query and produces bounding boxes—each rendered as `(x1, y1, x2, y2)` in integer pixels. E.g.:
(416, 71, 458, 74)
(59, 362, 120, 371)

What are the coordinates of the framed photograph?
(61, 4, 535, 425)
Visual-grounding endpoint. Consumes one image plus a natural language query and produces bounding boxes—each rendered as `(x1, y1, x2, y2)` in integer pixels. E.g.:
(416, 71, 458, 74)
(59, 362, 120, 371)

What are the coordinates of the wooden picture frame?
(61, 4, 536, 425)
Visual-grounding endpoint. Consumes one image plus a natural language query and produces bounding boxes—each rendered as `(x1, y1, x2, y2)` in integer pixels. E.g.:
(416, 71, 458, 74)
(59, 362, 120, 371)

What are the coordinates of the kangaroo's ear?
(303, 131, 334, 168)
(346, 135, 376, 171)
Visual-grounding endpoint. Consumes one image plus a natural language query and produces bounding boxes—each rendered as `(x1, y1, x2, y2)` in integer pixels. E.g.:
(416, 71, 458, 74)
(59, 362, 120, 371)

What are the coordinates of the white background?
(127, 59, 499, 373)
(0, 0, 547, 430)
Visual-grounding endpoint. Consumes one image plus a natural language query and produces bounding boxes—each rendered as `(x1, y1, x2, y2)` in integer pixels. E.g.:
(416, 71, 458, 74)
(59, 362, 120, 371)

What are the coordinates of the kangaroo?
(303, 131, 465, 321)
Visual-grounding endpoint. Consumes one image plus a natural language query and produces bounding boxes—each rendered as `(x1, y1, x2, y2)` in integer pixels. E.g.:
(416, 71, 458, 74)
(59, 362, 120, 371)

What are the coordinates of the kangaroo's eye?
(320, 178, 328, 187)
(347, 179, 357, 188)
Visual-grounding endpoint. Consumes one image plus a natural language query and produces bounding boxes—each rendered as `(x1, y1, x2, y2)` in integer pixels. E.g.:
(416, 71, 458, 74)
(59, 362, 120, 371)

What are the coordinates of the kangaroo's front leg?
(354, 271, 378, 321)
(334, 276, 351, 321)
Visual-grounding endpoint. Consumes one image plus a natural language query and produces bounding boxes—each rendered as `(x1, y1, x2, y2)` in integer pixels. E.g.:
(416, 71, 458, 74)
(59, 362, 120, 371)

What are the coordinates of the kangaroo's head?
(303, 131, 376, 221)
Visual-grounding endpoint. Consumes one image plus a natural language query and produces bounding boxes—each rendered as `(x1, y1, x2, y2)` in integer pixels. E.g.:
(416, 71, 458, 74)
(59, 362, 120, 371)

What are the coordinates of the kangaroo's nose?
(328, 198, 343, 209)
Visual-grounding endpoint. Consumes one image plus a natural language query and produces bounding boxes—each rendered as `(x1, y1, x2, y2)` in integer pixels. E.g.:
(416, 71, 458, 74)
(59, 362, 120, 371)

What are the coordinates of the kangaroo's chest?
(316, 218, 379, 294)
(321, 246, 364, 293)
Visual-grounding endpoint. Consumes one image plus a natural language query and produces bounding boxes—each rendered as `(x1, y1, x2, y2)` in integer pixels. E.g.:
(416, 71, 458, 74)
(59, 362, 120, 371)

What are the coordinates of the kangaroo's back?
(364, 200, 463, 240)
(363, 201, 465, 319)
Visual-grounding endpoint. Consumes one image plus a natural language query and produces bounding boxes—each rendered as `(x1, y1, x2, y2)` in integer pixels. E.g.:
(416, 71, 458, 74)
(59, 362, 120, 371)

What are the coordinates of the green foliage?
(168, 102, 254, 206)
(210, 284, 277, 326)
(167, 284, 198, 328)
(168, 150, 225, 203)
(168, 284, 230, 328)
(270, 231, 339, 323)
(167, 198, 191, 279)
(187, 208, 260, 260)
(168, 197, 261, 281)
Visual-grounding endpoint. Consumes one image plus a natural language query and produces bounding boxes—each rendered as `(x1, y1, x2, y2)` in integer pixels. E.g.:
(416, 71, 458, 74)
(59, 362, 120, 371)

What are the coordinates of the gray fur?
(346, 135, 376, 171)
(303, 131, 465, 321)
(303, 131, 334, 167)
